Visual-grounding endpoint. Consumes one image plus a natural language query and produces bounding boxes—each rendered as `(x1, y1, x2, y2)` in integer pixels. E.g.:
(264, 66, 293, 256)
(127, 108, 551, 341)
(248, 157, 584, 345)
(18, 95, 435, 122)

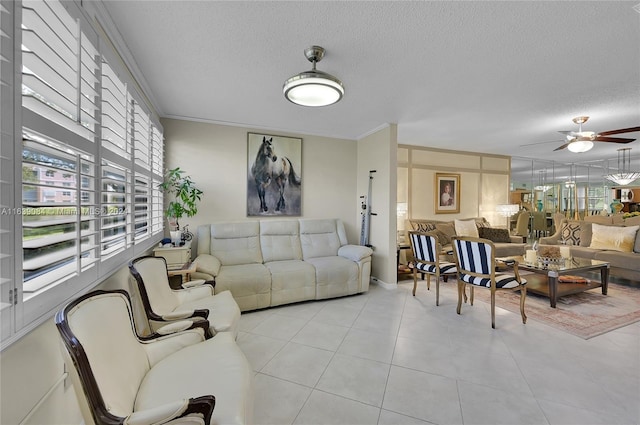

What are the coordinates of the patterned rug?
(469, 279, 640, 339)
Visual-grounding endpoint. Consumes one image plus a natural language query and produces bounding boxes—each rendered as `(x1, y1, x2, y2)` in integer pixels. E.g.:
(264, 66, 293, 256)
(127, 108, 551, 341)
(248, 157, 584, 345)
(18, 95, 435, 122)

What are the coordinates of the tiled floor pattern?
(237, 279, 640, 425)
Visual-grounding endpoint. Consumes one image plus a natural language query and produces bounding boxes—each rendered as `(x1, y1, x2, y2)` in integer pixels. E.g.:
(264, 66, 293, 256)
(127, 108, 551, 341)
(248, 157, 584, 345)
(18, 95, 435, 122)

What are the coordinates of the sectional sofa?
(539, 214, 640, 281)
(192, 219, 373, 311)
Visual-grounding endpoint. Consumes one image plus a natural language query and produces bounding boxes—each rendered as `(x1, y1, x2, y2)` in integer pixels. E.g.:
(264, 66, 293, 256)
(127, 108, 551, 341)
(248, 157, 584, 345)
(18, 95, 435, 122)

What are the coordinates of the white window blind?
(152, 179, 162, 235)
(21, 131, 97, 295)
(101, 60, 130, 159)
(133, 100, 150, 170)
(0, 0, 16, 342)
(100, 160, 131, 260)
(134, 174, 149, 242)
(151, 125, 163, 175)
(21, 0, 97, 141)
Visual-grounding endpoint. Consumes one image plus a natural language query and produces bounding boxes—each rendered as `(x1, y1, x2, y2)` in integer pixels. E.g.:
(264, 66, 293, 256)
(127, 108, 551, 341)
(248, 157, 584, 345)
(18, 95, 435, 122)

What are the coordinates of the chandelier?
(534, 170, 551, 192)
(283, 46, 344, 107)
(496, 204, 520, 217)
(604, 148, 640, 186)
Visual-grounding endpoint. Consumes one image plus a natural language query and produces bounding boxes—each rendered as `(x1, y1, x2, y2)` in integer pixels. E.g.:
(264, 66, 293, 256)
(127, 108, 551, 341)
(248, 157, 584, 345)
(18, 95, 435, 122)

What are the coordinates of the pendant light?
(283, 46, 344, 107)
(605, 148, 640, 186)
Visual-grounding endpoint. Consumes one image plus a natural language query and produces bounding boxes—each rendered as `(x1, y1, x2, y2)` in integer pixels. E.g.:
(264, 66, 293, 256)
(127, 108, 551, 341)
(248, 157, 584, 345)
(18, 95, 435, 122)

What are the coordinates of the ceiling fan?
(553, 116, 640, 152)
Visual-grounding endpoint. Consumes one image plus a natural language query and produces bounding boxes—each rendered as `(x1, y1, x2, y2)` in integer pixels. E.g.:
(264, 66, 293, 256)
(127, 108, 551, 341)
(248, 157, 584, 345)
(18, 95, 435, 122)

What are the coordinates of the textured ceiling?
(102, 1, 640, 167)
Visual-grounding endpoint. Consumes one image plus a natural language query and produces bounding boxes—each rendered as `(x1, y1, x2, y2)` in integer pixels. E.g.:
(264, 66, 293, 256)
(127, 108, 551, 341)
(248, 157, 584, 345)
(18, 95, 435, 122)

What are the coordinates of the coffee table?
(500, 256, 609, 308)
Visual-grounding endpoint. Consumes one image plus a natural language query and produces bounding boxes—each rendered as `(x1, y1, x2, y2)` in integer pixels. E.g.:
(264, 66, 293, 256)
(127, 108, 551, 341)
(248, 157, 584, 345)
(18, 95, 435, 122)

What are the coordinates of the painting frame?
(435, 173, 460, 214)
(247, 132, 302, 217)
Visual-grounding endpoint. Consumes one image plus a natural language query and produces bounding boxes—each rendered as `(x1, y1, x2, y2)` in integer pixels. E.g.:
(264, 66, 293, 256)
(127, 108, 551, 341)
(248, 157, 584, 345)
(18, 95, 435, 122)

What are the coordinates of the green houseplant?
(159, 167, 203, 238)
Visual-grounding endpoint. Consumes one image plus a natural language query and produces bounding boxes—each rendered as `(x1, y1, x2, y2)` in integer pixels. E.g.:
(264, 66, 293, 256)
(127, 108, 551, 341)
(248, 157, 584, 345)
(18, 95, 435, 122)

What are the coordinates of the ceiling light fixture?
(567, 138, 594, 153)
(283, 46, 344, 107)
(605, 148, 640, 186)
(565, 116, 595, 153)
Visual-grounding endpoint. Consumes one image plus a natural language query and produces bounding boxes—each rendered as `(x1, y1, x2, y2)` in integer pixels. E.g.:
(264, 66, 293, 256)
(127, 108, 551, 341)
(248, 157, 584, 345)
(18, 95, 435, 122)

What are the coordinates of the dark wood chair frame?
(129, 256, 216, 337)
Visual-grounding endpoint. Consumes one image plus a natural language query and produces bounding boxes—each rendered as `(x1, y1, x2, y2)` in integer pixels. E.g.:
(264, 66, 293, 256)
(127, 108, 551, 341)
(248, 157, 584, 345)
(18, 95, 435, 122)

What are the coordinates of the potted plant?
(159, 167, 203, 244)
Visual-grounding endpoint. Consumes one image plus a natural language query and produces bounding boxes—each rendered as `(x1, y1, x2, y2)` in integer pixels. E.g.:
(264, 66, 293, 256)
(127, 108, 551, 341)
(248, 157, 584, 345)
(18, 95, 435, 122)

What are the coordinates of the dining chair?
(451, 236, 527, 328)
(408, 231, 457, 305)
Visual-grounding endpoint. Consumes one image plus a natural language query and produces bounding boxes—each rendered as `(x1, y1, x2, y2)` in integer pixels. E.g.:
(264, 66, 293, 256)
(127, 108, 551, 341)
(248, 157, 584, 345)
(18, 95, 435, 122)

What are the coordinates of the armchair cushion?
(136, 332, 253, 425)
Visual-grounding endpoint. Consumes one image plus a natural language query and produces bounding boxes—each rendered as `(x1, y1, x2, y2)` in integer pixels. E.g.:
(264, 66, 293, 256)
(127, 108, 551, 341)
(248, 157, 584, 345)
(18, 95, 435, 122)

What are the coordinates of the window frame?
(1, 0, 165, 349)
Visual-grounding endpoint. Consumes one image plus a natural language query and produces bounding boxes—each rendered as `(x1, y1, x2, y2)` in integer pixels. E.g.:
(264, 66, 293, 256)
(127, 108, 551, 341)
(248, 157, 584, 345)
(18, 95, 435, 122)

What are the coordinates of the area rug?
(469, 279, 640, 339)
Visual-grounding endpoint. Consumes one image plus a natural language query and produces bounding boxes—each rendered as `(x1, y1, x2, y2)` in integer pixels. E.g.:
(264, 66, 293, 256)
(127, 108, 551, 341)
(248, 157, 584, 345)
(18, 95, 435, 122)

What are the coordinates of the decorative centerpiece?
(536, 245, 565, 268)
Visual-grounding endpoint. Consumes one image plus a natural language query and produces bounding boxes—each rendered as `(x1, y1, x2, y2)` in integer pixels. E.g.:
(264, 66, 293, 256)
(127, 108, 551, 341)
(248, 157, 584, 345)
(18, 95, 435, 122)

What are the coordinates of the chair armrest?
(161, 310, 197, 320)
(124, 396, 215, 425)
(181, 279, 206, 288)
(338, 245, 373, 262)
(194, 254, 221, 277)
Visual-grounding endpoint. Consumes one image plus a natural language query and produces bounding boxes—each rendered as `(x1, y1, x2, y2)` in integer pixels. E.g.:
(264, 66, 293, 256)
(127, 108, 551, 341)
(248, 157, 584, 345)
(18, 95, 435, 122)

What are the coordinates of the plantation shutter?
(151, 125, 163, 235)
(0, 0, 16, 342)
(100, 160, 131, 260)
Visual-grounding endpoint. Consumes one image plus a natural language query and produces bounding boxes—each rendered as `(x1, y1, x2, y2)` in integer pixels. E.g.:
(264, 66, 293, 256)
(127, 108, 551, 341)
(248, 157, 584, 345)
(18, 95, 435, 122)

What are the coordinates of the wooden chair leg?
(426, 274, 431, 290)
(412, 269, 418, 296)
(435, 274, 440, 306)
(456, 281, 464, 314)
(520, 286, 527, 324)
(469, 286, 474, 305)
(491, 289, 496, 329)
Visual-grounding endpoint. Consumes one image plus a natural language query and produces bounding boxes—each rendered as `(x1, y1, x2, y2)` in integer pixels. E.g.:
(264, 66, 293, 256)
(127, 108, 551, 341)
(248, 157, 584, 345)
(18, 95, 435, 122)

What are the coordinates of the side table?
(167, 261, 197, 285)
(153, 242, 192, 268)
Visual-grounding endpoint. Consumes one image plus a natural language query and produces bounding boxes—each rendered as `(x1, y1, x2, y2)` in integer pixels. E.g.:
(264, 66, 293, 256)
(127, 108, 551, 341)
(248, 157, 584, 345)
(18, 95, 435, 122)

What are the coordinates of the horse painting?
(250, 136, 301, 213)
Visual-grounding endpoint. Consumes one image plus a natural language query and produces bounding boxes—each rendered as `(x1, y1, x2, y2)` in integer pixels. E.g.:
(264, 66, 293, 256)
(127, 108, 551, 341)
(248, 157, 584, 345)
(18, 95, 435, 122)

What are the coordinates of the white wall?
(0, 266, 136, 425)
(357, 125, 397, 285)
(162, 118, 360, 245)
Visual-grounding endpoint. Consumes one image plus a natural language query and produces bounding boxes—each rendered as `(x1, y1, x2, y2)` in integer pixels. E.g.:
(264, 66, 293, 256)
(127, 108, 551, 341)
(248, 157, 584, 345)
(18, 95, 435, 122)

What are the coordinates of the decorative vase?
(610, 199, 624, 214)
(536, 199, 543, 212)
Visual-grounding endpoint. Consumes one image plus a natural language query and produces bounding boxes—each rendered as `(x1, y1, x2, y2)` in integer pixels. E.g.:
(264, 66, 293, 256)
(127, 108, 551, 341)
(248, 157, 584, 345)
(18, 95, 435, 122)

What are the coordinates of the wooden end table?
(167, 261, 197, 285)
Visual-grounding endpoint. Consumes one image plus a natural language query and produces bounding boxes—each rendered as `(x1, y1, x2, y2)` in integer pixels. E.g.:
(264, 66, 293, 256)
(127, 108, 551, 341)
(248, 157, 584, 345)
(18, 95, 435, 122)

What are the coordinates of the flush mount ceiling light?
(605, 148, 640, 186)
(283, 46, 344, 107)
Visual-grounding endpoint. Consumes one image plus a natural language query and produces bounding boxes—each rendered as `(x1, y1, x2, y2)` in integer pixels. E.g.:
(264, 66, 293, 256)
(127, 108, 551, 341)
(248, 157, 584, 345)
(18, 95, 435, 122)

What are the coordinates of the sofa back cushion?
(260, 220, 303, 262)
(589, 223, 639, 253)
(67, 292, 149, 418)
(209, 222, 263, 265)
(300, 219, 343, 259)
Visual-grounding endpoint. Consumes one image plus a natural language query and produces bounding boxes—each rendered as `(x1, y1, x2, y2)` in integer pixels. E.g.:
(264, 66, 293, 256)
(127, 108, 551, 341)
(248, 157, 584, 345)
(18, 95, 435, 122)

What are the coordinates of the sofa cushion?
(479, 227, 511, 243)
(215, 264, 271, 311)
(594, 250, 640, 272)
(300, 219, 342, 259)
(265, 260, 316, 306)
(260, 220, 302, 262)
(589, 224, 639, 253)
(454, 219, 479, 238)
(210, 222, 263, 266)
(570, 246, 599, 260)
(305, 256, 359, 298)
(176, 290, 241, 337)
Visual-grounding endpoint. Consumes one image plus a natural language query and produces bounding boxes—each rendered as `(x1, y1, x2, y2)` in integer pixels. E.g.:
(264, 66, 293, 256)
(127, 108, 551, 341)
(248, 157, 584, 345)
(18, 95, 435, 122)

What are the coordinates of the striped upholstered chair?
(408, 231, 457, 305)
(451, 236, 527, 328)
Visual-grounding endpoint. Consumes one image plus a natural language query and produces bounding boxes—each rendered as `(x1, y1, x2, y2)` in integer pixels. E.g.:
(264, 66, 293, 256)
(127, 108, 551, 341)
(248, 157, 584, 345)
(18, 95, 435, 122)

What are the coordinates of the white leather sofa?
(56, 290, 254, 425)
(192, 219, 373, 311)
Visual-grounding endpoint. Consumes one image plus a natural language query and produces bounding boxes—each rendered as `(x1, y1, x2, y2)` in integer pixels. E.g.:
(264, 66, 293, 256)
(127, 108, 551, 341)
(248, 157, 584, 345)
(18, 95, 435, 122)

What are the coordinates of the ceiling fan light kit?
(605, 148, 640, 186)
(552, 116, 639, 152)
(283, 46, 344, 107)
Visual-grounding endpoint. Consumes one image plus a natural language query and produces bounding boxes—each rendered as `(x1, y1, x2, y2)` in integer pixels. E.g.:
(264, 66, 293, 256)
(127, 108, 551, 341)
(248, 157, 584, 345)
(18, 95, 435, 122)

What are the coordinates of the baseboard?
(370, 276, 395, 290)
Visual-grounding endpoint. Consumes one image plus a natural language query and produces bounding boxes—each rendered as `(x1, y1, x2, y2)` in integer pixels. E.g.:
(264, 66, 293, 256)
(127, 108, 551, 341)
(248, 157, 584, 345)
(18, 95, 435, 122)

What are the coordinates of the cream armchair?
(129, 256, 241, 339)
(55, 290, 254, 425)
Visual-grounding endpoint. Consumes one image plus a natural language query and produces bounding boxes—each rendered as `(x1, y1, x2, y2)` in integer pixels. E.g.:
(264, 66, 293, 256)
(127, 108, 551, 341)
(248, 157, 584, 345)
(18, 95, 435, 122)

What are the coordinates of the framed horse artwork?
(247, 133, 302, 216)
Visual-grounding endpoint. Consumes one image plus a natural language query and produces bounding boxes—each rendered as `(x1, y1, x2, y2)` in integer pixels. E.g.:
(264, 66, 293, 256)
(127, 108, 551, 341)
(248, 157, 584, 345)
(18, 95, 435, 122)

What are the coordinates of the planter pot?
(170, 230, 182, 246)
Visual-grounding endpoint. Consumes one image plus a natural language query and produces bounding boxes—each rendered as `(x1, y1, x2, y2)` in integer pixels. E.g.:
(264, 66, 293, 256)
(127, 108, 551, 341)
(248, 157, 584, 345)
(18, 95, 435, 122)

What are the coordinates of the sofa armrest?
(509, 236, 525, 244)
(124, 396, 215, 425)
(338, 245, 374, 262)
(194, 254, 221, 277)
(539, 232, 561, 245)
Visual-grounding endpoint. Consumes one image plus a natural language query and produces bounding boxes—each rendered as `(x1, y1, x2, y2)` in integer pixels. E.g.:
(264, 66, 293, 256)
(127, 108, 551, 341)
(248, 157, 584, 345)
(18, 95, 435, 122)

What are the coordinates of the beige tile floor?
(237, 279, 640, 425)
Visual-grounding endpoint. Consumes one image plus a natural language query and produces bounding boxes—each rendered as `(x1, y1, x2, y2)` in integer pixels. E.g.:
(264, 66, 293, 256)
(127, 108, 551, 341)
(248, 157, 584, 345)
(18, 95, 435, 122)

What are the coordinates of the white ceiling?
(102, 1, 640, 165)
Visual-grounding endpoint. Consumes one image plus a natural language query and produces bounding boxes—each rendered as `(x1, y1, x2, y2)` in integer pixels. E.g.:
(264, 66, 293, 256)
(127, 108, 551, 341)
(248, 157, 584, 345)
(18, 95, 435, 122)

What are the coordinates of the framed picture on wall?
(435, 173, 460, 214)
(247, 133, 302, 216)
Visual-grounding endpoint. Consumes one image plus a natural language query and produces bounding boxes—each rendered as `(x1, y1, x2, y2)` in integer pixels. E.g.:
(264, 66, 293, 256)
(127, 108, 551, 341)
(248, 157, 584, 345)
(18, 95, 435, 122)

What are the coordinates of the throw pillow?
(479, 227, 511, 243)
(425, 230, 448, 248)
(434, 222, 456, 245)
(454, 219, 479, 238)
(589, 224, 639, 253)
(560, 222, 581, 246)
(414, 222, 436, 232)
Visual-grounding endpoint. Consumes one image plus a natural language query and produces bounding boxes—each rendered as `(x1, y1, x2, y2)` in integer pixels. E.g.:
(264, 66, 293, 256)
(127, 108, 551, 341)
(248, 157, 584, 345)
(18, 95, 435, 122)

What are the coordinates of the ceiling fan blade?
(553, 142, 570, 151)
(597, 126, 640, 136)
(594, 136, 636, 143)
(519, 139, 563, 147)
